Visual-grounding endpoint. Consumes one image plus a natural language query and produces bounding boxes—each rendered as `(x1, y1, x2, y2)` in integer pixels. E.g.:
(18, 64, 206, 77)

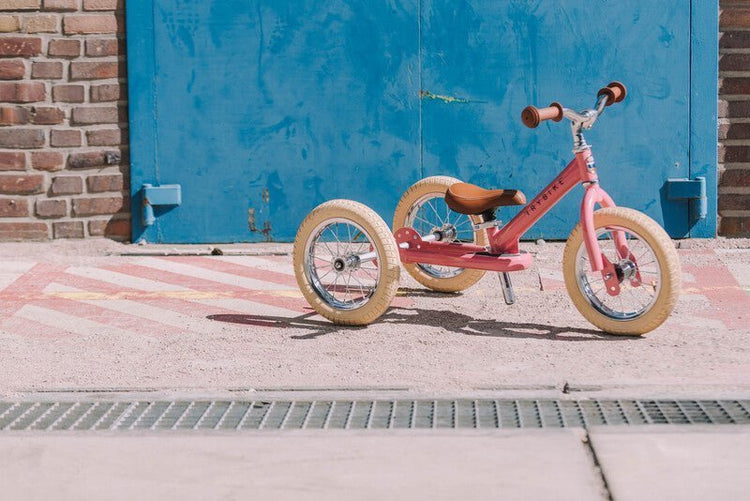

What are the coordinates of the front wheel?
(562, 207, 681, 336)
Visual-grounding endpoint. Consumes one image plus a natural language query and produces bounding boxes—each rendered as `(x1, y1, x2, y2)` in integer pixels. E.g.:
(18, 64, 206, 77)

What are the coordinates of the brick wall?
(0, 0, 128, 241)
(0, 2, 746, 240)
(720, 1, 750, 237)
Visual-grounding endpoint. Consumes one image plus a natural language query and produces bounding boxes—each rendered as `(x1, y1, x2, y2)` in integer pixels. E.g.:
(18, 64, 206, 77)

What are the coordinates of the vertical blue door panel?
(134, 0, 420, 242)
(421, 0, 691, 238)
(127, 0, 717, 242)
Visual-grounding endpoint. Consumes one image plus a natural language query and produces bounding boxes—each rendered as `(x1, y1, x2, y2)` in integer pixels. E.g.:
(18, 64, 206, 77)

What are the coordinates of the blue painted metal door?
(127, 0, 717, 243)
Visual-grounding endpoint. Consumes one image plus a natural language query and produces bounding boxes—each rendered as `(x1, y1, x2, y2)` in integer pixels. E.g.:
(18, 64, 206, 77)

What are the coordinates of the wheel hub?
(615, 260, 638, 283)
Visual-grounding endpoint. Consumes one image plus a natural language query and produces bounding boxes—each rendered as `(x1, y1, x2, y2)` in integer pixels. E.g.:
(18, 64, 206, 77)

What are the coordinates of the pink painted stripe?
(164, 255, 298, 287)
(58, 269, 289, 318)
(685, 259, 750, 330)
(35, 296, 187, 336)
(0, 263, 64, 317)
(106, 263, 307, 312)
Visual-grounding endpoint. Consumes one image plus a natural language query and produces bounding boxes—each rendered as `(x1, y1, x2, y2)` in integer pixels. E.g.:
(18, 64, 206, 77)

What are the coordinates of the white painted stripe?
(0, 261, 37, 292)
(44, 283, 198, 330)
(137, 257, 294, 291)
(214, 255, 294, 276)
(195, 298, 300, 318)
(15, 304, 134, 337)
(67, 266, 189, 292)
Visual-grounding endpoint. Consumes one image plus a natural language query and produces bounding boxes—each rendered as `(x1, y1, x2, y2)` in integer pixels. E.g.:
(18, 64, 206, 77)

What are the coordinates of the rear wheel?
(293, 200, 400, 325)
(393, 176, 487, 292)
(562, 207, 681, 335)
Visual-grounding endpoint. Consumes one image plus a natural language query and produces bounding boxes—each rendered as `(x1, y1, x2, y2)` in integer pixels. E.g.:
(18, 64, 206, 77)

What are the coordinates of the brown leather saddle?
(445, 183, 527, 215)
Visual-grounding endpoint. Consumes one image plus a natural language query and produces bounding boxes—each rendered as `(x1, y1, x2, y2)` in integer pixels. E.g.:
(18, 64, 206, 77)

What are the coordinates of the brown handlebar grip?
(521, 102, 564, 128)
(597, 81, 627, 106)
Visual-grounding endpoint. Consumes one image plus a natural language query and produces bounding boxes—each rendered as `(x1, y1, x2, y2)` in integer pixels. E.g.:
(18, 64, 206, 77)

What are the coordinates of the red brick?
(68, 149, 120, 168)
(720, 31, 750, 50)
(72, 106, 118, 124)
(0, 222, 48, 241)
(0, 174, 44, 194)
(0, 197, 28, 217)
(50, 175, 82, 195)
(31, 61, 63, 79)
(0, 16, 21, 33)
(719, 216, 750, 237)
(0, 1, 42, 11)
(90, 83, 120, 102)
(48, 38, 80, 58)
(85, 38, 120, 57)
(86, 128, 121, 146)
(0, 128, 44, 148)
(718, 194, 750, 211)
(31, 106, 65, 125)
(52, 84, 84, 103)
(83, 0, 122, 10)
(31, 151, 64, 171)
(35, 198, 66, 218)
(0, 151, 25, 170)
(44, 0, 79, 11)
(720, 78, 750, 95)
(0, 106, 30, 125)
(50, 129, 81, 147)
(87, 173, 122, 192)
(72, 195, 123, 215)
(63, 14, 117, 35)
(0, 37, 42, 58)
(53, 220, 84, 238)
(70, 61, 119, 80)
(720, 53, 750, 72)
(0, 60, 25, 80)
(23, 15, 58, 33)
(0, 82, 45, 102)
(721, 169, 750, 187)
(88, 217, 129, 239)
(721, 8, 750, 29)
(720, 146, 750, 163)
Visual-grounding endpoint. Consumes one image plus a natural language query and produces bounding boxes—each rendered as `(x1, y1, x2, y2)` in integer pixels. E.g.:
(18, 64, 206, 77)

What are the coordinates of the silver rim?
(575, 225, 662, 321)
(304, 219, 380, 311)
(405, 192, 476, 279)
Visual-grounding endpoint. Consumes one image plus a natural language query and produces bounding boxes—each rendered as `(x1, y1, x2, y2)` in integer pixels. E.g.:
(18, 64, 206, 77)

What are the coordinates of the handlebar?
(597, 81, 627, 107)
(521, 102, 563, 128)
(521, 81, 627, 129)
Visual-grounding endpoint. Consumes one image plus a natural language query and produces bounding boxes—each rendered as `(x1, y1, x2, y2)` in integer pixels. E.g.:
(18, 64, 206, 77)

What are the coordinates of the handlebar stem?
(565, 94, 611, 153)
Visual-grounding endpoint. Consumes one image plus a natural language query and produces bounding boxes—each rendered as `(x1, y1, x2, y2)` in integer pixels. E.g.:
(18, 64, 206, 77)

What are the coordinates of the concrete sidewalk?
(0, 239, 748, 394)
(1, 427, 748, 501)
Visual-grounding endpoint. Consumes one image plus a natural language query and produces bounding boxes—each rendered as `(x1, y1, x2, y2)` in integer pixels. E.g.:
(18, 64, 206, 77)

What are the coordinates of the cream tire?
(293, 199, 400, 325)
(392, 176, 488, 292)
(562, 207, 681, 336)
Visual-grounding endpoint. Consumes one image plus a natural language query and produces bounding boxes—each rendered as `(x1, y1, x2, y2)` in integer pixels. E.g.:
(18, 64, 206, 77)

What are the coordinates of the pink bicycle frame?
(397, 149, 625, 274)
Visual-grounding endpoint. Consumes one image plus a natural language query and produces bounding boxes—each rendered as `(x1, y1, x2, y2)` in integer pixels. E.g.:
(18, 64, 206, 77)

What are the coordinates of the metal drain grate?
(0, 399, 748, 431)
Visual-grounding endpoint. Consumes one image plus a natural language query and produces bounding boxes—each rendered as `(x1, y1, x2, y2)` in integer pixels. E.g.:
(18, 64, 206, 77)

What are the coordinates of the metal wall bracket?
(666, 177, 707, 220)
(142, 183, 181, 226)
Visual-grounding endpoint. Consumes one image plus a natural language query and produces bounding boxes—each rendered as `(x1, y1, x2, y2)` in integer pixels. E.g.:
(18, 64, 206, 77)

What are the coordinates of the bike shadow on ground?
(207, 307, 634, 342)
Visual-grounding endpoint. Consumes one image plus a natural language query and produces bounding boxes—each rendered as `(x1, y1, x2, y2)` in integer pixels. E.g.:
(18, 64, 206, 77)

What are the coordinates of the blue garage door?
(127, 0, 717, 243)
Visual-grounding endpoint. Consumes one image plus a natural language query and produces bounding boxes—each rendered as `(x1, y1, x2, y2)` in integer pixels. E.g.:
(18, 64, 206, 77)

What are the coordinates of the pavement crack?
(581, 429, 614, 501)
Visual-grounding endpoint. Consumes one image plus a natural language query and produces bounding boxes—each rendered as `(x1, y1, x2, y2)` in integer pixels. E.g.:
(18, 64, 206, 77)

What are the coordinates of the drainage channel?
(0, 399, 748, 432)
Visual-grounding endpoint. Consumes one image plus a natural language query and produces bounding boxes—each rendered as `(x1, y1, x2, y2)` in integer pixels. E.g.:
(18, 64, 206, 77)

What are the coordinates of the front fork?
(580, 183, 638, 296)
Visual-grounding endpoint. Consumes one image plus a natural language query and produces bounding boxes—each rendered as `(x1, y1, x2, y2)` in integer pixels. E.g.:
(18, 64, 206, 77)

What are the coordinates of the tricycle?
(292, 82, 681, 336)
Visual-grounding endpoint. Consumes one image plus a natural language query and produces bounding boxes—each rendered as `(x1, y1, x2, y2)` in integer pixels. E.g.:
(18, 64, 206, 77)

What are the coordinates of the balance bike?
(292, 82, 681, 336)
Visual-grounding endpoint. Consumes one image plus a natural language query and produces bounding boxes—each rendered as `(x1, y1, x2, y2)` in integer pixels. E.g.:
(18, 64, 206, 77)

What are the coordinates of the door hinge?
(666, 177, 706, 220)
(142, 183, 181, 226)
